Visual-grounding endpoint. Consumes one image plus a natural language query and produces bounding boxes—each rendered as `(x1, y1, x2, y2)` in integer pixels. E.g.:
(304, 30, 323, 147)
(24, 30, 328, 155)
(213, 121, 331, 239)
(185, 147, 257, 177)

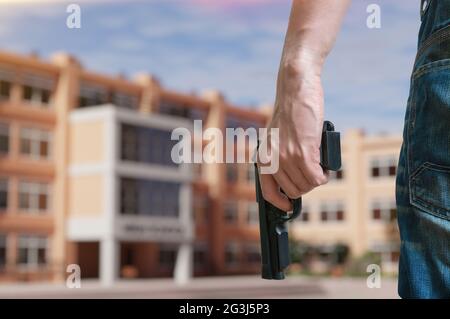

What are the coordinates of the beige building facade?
(292, 131, 401, 273)
(0, 49, 402, 283)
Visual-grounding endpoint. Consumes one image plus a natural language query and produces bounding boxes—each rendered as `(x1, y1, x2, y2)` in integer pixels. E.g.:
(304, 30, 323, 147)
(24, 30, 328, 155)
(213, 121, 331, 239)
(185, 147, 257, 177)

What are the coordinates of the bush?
(345, 252, 382, 277)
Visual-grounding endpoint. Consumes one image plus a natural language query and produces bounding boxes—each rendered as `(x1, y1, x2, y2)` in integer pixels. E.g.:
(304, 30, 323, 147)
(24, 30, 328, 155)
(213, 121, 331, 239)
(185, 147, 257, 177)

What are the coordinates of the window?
(18, 181, 51, 213)
(225, 242, 239, 267)
(17, 235, 48, 268)
(192, 163, 202, 179)
(194, 243, 207, 268)
(246, 164, 255, 183)
(120, 178, 180, 217)
(299, 206, 310, 222)
(244, 243, 260, 264)
(121, 124, 178, 167)
(0, 123, 9, 155)
(0, 179, 8, 211)
(23, 85, 52, 106)
(370, 157, 397, 178)
(224, 201, 238, 224)
(21, 73, 54, 107)
(159, 244, 177, 267)
(320, 202, 345, 222)
(111, 91, 139, 110)
(78, 83, 108, 108)
(246, 202, 259, 226)
(20, 127, 52, 160)
(159, 99, 191, 119)
(193, 193, 209, 224)
(329, 169, 344, 181)
(226, 115, 263, 130)
(371, 200, 397, 222)
(0, 80, 11, 100)
(226, 164, 238, 183)
(0, 234, 6, 269)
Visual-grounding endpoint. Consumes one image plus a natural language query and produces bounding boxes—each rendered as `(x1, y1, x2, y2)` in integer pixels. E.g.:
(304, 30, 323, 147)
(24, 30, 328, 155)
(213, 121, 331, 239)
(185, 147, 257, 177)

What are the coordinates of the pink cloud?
(189, 0, 280, 9)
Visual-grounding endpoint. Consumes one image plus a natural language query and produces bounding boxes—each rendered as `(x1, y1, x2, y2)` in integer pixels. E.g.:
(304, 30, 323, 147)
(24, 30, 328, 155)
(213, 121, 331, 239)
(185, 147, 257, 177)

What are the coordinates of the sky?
(0, 0, 421, 134)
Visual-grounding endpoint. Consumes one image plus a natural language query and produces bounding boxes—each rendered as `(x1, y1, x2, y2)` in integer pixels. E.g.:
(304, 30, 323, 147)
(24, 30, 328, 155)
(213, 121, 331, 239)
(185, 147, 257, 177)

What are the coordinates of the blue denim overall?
(396, 0, 450, 298)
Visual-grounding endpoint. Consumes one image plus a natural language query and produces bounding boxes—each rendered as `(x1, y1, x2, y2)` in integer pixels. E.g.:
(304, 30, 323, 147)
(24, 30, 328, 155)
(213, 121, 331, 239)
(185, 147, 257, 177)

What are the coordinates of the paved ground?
(0, 275, 399, 299)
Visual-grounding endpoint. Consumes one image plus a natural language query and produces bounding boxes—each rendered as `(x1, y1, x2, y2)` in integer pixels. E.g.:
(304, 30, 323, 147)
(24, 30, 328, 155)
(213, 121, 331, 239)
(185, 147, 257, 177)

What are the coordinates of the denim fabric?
(396, 0, 450, 298)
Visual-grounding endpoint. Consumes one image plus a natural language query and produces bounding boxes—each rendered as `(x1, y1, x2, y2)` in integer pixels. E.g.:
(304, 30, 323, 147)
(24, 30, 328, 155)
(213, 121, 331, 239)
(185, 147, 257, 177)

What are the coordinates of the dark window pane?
(371, 167, 380, 177)
(38, 193, 48, 210)
(320, 211, 328, 221)
(120, 178, 180, 217)
(40, 140, 49, 157)
(390, 208, 397, 221)
(120, 124, 178, 167)
(0, 247, 5, 268)
(245, 247, 260, 263)
(390, 251, 400, 262)
(19, 193, 30, 210)
(0, 234, 6, 268)
(224, 202, 238, 224)
(159, 247, 176, 266)
(79, 96, 88, 108)
(23, 85, 33, 100)
(41, 89, 51, 104)
(301, 211, 309, 222)
(0, 135, 9, 154)
(226, 164, 238, 183)
(194, 248, 207, 267)
(17, 248, 28, 264)
(336, 210, 344, 221)
(20, 139, 31, 155)
(0, 80, 11, 99)
(0, 181, 7, 210)
(225, 247, 238, 265)
(389, 165, 396, 176)
(159, 99, 191, 119)
(373, 208, 381, 220)
(37, 248, 46, 265)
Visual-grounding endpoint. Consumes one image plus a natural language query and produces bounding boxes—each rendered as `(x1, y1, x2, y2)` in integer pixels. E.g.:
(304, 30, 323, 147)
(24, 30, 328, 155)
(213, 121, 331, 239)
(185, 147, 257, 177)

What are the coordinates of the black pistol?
(255, 120, 342, 280)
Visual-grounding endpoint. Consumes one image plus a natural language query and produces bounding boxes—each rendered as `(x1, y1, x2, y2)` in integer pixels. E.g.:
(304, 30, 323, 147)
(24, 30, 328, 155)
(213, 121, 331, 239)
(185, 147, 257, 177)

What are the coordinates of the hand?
(258, 49, 328, 211)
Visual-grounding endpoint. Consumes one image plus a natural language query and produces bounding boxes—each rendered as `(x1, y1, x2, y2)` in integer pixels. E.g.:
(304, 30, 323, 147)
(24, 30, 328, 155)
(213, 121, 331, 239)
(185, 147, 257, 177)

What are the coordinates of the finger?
(272, 169, 302, 199)
(259, 172, 292, 211)
(283, 160, 314, 194)
(300, 157, 329, 188)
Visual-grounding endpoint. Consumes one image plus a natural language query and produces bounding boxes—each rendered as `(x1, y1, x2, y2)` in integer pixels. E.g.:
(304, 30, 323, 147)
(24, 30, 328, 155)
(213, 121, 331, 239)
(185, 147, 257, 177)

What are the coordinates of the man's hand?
(257, 0, 350, 211)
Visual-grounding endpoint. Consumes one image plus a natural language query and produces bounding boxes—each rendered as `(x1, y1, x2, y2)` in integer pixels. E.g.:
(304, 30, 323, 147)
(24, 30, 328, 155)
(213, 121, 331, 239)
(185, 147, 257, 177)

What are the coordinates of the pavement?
(0, 275, 399, 299)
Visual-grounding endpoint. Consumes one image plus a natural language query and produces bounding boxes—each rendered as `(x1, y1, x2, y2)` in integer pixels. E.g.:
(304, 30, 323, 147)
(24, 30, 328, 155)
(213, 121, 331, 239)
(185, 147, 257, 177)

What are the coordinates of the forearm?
(281, 0, 351, 74)
(260, 1, 350, 209)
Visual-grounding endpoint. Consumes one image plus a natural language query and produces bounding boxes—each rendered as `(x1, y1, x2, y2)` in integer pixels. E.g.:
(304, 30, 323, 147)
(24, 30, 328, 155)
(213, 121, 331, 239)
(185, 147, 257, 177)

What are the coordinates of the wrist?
(280, 34, 328, 76)
(280, 47, 325, 78)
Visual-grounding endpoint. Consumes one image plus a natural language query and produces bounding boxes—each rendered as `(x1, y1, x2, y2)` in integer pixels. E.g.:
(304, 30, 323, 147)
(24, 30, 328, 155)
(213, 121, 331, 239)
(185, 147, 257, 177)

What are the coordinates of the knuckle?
(285, 188, 301, 199)
(310, 177, 322, 188)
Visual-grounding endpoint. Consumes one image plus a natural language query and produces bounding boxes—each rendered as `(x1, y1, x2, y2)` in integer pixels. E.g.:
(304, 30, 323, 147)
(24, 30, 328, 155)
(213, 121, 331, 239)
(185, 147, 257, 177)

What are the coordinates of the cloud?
(0, 0, 421, 134)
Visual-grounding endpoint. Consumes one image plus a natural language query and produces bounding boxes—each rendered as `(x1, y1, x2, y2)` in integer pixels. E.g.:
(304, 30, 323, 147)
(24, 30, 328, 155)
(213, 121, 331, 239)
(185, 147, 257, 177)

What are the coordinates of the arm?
(258, 0, 351, 211)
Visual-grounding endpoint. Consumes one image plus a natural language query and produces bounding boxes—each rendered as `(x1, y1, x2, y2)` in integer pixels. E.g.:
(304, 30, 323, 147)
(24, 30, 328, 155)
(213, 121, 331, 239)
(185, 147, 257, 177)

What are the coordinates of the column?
(174, 242, 193, 285)
(100, 238, 119, 286)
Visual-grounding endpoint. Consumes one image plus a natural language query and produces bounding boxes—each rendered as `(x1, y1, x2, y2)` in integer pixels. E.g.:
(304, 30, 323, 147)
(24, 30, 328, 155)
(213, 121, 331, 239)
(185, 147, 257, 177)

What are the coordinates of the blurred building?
(292, 131, 401, 273)
(0, 50, 266, 284)
(0, 50, 401, 284)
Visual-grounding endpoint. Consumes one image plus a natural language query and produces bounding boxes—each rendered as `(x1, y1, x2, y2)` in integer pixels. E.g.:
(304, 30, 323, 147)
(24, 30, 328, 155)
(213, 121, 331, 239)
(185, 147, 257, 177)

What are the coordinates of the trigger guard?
(286, 197, 302, 221)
